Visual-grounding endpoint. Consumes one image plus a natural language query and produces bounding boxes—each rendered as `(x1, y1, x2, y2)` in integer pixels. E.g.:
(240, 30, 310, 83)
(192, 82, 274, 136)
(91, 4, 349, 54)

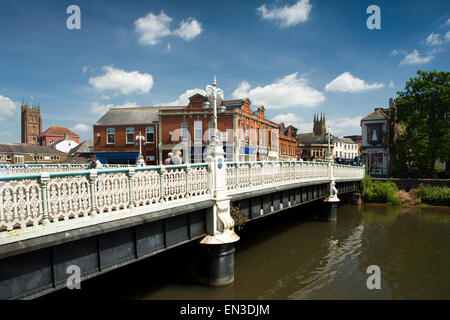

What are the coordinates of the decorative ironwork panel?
(162, 169, 186, 201)
(0, 180, 42, 231)
(95, 173, 129, 214)
(133, 170, 160, 206)
(188, 166, 208, 197)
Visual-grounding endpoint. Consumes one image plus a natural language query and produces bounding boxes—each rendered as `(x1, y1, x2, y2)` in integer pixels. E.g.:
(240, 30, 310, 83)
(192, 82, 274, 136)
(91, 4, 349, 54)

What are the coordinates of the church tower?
(313, 113, 326, 137)
(21, 101, 42, 144)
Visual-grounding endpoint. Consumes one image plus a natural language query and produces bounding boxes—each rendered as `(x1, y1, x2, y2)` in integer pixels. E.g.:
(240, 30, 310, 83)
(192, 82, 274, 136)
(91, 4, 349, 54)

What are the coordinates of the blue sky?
(0, 0, 449, 142)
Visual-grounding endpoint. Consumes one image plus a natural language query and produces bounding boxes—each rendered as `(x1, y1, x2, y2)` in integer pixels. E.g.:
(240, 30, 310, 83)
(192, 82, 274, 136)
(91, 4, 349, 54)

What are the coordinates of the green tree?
(392, 70, 450, 177)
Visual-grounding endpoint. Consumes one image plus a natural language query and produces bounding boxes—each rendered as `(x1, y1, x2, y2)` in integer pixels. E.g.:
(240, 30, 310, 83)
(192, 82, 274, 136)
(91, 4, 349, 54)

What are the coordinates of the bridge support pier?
(198, 141, 239, 286)
(321, 198, 339, 221)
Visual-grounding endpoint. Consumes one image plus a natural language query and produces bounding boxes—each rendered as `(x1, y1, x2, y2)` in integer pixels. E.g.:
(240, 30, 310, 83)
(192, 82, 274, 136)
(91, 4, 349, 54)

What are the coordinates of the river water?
(47, 204, 450, 300)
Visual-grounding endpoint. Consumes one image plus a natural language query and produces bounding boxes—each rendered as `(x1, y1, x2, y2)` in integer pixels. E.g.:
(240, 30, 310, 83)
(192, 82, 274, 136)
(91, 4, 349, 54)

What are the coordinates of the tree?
(392, 70, 450, 178)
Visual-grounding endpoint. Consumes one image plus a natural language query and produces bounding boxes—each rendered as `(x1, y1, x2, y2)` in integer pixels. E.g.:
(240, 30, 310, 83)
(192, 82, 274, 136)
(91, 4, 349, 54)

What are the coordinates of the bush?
(230, 203, 247, 231)
(361, 176, 402, 205)
(418, 185, 450, 206)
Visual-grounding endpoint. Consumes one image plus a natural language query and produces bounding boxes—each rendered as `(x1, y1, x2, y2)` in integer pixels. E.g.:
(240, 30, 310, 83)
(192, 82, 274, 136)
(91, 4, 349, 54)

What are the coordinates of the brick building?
(158, 93, 297, 163)
(39, 126, 80, 147)
(93, 107, 159, 165)
(21, 102, 42, 144)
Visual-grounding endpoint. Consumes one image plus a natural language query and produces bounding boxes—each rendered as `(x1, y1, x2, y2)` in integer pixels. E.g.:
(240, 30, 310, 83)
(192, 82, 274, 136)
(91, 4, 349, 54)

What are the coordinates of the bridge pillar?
(320, 164, 340, 222)
(198, 142, 239, 286)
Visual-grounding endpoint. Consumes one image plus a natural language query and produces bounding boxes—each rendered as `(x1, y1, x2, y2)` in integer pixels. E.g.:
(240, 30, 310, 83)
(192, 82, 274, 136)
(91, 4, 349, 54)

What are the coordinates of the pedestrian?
(170, 150, 183, 165)
(164, 152, 172, 165)
(88, 157, 103, 169)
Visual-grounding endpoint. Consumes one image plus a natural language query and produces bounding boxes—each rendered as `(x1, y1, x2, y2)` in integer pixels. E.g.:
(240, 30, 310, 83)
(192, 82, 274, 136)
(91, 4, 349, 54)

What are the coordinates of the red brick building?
(93, 107, 159, 165)
(39, 126, 80, 147)
(158, 93, 298, 163)
(278, 123, 298, 160)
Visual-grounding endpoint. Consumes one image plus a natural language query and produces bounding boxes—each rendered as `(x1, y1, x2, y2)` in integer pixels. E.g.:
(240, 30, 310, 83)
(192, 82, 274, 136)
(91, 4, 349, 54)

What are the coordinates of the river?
(45, 203, 450, 300)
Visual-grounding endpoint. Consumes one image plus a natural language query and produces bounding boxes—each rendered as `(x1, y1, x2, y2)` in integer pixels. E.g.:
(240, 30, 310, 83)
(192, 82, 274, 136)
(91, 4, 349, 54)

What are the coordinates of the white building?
(51, 139, 79, 154)
(333, 137, 359, 160)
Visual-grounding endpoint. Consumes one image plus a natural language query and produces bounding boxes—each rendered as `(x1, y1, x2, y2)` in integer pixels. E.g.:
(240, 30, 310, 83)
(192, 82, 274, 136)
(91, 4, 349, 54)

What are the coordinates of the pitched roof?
(95, 107, 160, 126)
(41, 126, 80, 137)
(361, 108, 390, 121)
(0, 143, 66, 155)
(68, 140, 93, 156)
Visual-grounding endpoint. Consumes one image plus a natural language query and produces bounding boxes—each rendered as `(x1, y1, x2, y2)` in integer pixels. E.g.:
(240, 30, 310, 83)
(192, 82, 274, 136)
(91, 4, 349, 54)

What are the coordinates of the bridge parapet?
(0, 164, 210, 238)
(0, 163, 137, 175)
(226, 161, 364, 193)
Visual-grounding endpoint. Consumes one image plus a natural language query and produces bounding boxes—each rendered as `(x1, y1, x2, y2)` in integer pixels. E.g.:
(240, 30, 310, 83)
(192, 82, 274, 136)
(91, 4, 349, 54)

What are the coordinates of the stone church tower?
(313, 113, 326, 137)
(21, 101, 42, 144)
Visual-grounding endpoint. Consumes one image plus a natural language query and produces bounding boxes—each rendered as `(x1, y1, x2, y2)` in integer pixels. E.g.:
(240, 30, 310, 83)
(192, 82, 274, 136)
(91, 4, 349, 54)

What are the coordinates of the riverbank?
(361, 176, 450, 207)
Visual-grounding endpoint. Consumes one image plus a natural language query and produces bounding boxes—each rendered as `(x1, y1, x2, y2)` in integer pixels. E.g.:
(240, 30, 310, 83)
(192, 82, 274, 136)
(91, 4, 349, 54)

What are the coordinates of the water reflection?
(46, 204, 450, 300)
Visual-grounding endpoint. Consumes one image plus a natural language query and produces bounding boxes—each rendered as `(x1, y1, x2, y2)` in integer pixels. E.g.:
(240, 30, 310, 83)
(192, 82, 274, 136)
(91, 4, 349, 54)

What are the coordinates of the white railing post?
(159, 166, 166, 203)
(127, 168, 135, 209)
(39, 172, 50, 226)
(89, 169, 98, 217)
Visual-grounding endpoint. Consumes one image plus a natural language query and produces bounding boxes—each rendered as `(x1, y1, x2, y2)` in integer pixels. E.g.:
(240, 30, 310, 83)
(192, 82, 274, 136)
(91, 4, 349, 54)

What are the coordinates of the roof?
(0, 143, 66, 155)
(298, 133, 356, 145)
(51, 138, 78, 146)
(68, 140, 94, 156)
(95, 107, 160, 126)
(41, 126, 80, 137)
(361, 108, 390, 121)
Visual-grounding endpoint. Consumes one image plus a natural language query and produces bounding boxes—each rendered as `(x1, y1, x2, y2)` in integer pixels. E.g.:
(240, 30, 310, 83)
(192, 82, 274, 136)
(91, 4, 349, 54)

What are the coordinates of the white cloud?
(272, 113, 310, 130)
(89, 66, 154, 95)
(135, 11, 172, 45)
(445, 31, 450, 41)
(72, 123, 91, 132)
(399, 49, 433, 65)
(0, 95, 16, 120)
(256, 0, 312, 28)
(134, 11, 202, 46)
(91, 101, 139, 115)
(82, 66, 90, 73)
(324, 72, 384, 93)
(232, 73, 325, 109)
(163, 88, 206, 106)
(167, 43, 172, 52)
(173, 18, 202, 41)
(424, 32, 443, 46)
(327, 116, 362, 135)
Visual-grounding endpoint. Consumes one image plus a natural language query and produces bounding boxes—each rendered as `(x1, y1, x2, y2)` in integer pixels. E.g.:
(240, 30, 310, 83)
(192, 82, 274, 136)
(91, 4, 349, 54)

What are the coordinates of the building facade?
(158, 94, 297, 164)
(39, 127, 80, 147)
(361, 107, 390, 176)
(298, 114, 358, 162)
(21, 102, 42, 144)
(93, 107, 159, 165)
(0, 143, 67, 165)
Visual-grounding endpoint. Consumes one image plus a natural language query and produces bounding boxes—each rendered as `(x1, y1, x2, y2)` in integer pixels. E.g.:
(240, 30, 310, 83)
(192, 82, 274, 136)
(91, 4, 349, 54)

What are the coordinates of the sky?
(0, 0, 449, 142)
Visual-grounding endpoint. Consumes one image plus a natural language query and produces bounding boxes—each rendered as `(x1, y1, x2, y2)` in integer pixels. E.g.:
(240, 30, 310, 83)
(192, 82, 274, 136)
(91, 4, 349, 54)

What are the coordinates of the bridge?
(0, 147, 364, 299)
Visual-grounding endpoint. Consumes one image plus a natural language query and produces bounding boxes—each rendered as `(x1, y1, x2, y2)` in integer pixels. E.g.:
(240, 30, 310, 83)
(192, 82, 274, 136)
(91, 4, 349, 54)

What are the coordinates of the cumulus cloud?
(424, 32, 444, 46)
(325, 72, 384, 93)
(256, 0, 312, 28)
(327, 116, 363, 135)
(91, 101, 139, 115)
(163, 88, 206, 106)
(272, 113, 310, 130)
(72, 123, 91, 132)
(173, 18, 202, 41)
(89, 66, 154, 95)
(135, 11, 202, 46)
(0, 95, 16, 120)
(232, 73, 324, 109)
(399, 49, 433, 65)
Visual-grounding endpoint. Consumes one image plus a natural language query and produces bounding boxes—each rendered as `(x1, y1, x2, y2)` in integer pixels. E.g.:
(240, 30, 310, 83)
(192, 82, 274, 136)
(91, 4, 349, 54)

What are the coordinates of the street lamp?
(203, 76, 226, 145)
(136, 131, 146, 167)
(326, 126, 333, 163)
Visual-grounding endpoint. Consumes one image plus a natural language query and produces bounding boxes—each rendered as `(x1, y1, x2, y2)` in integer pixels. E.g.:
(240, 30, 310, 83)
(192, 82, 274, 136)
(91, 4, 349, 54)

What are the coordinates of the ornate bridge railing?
(0, 164, 210, 234)
(0, 163, 137, 175)
(226, 161, 364, 193)
(0, 160, 364, 242)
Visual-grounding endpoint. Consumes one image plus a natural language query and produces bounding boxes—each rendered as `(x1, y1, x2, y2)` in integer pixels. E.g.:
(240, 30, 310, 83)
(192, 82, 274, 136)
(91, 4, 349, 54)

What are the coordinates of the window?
(194, 121, 202, 141)
(245, 125, 249, 143)
(126, 127, 135, 144)
(181, 122, 188, 141)
(146, 127, 155, 143)
(107, 128, 115, 144)
(220, 131, 228, 142)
